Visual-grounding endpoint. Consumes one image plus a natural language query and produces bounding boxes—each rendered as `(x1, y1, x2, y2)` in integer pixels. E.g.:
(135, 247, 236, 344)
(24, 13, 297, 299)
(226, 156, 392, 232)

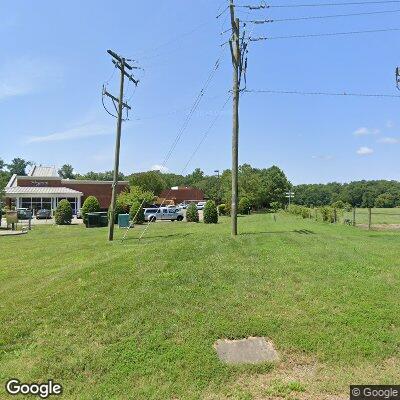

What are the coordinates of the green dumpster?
(118, 214, 130, 228)
(86, 212, 108, 228)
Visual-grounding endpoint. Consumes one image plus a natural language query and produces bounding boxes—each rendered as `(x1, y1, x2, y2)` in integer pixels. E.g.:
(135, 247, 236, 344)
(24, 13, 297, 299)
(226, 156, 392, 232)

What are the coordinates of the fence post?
(353, 207, 356, 226)
(315, 208, 318, 221)
(333, 208, 337, 224)
(368, 207, 372, 230)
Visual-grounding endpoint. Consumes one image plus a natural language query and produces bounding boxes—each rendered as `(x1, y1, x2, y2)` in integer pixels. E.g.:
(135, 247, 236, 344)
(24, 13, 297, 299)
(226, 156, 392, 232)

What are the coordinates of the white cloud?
(0, 57, 62, 101)
(353, 127, 380, 136)
(378, 136, 400, 144)
(151, 164, 169, 173)
(356, 146, 374, 156)
(26, 122, 111, 143)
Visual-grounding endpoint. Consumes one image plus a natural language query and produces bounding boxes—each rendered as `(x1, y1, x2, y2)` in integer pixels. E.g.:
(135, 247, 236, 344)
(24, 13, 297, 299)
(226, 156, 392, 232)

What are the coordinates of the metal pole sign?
(285, 191, 295, 207)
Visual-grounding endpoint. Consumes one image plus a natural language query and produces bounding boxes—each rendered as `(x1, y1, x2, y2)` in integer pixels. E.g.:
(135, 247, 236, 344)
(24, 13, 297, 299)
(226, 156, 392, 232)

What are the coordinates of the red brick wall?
(160, 187, 204, 203)
(64, 182, 129, 209)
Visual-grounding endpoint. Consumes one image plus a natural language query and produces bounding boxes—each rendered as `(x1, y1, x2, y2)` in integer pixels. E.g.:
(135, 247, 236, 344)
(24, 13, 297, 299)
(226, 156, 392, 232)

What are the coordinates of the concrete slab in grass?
(215, 337, 279, 365)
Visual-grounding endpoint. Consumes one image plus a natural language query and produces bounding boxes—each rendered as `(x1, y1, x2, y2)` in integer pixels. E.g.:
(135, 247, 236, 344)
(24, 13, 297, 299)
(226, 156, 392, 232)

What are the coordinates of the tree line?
(294, 181, 400, 208)
(2, 157, 400, 210)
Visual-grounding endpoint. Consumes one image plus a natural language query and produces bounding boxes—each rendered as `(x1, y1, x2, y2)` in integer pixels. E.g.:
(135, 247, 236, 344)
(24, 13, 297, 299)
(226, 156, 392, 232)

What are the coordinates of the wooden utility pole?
(229, 0, 241, 236)
(104, 50, 138, 241)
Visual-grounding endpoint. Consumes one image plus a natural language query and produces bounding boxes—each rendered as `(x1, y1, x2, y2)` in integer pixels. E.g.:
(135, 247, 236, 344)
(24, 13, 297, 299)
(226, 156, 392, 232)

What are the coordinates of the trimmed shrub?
(217, 204, 227, 216)
(238, 197, 252, 215)
(203, 200, 218, 224)
(129, 200, 145, 224)
(186, 203, 199, 222)
(55, 199, 72, 225)
(81, 196, 100, 224)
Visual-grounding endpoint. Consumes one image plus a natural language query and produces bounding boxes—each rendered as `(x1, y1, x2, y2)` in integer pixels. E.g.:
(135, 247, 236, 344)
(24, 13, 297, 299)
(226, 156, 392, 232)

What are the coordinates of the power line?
(121, 53, 224, 242)
(244, 89, 400, 97)
(244, 8, 400, 23)
(238, 0, 400, 9)
(136, 94, 232, 241)
(248, 27, 400, 40)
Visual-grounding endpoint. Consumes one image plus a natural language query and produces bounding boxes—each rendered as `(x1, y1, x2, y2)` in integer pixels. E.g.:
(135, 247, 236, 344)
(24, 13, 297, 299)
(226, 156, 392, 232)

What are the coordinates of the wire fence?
(288, 205, 400, 229)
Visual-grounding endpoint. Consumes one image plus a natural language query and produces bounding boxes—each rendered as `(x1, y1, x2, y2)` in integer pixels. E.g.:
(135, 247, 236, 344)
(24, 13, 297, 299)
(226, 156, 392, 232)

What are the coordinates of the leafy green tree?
(81, 196, 100, 224)
(58, 164, 75, 179)
(7, 158, 30, 175)
(375, 193, 396, 208)
(55, 200, 72, 225)
(270, 201, 281, 213)
(193, 176, 221, 204)
(203, 200, 218, 224)
(117, 186, 154, 209)
(129, 171, 166, 195)
(238, 197, 252, 215)
(186, 203, 199, 222)
(259, 165, 291, 208)
(129, 200, 145, 224)
(185, 168, 204, 185)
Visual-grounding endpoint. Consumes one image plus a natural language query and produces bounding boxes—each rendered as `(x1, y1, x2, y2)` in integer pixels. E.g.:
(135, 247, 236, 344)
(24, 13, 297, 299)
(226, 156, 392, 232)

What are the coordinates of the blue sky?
(1, 0, 400, 184)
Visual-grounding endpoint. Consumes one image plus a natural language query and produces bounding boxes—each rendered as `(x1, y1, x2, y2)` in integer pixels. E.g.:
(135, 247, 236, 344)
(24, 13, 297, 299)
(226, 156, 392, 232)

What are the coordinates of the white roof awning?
(5, 187, 83, 196)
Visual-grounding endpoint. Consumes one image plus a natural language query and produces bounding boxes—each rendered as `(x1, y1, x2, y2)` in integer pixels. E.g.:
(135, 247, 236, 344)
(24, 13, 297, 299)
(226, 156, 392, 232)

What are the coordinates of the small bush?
(129, 200, 145, 224)
(270, 201, 281, 213)
(55, 199, 72, 225)
(320, 206, 335, 223)
(217, 204, 227, 216)
(186, 203, 199, 222)
(238, 197, 252, 215)
(203, 200, 218, 224)
(81, 196, 100, 224)
(287, 204, 312, 219)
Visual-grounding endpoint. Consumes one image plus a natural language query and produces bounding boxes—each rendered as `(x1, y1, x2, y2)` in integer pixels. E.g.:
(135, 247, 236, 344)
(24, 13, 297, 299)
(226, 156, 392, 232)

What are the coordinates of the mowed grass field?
(1, 213, 399, 399)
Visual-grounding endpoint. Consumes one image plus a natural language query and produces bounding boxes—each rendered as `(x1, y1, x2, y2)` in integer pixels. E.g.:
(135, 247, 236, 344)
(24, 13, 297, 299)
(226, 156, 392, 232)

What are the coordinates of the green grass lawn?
(1, 214, 399, 399)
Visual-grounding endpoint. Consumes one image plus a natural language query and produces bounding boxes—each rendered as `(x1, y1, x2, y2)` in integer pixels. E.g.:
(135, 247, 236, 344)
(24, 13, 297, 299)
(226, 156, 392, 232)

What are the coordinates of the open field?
(1, 214, 399, 399)
(343, 207, 400, 227)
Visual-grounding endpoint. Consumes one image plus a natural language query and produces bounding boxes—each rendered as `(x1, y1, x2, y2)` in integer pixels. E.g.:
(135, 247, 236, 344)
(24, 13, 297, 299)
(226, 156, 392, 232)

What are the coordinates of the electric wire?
(244, 89, 400, 97)
(248, 27, 400, 40)
(121, 52, 225, 242)
(244, 8, 400, 23)
(237, 0, 400, 9)
(136, 93, 231, 241)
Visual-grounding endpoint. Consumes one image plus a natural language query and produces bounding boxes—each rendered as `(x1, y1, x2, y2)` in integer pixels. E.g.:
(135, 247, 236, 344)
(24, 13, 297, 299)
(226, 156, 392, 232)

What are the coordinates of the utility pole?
(104, 50, 138, 241)
(229, 0, 241, 236)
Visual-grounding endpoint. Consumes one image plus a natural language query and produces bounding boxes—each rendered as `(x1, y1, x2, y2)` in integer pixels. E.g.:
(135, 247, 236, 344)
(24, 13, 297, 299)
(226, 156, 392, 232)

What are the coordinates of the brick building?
(159, 186, 204, 205)
(4, 166, 129, 214)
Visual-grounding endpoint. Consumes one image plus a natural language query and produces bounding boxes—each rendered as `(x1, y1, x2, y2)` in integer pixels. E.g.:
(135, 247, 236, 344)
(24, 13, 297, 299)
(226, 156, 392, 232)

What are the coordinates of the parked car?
(36, 209, 52, 219)
(178, 203, 187, 209)
(17, 208, 32, 220)
(196, 201, 207, 210)
(144, 207, 184, 222)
